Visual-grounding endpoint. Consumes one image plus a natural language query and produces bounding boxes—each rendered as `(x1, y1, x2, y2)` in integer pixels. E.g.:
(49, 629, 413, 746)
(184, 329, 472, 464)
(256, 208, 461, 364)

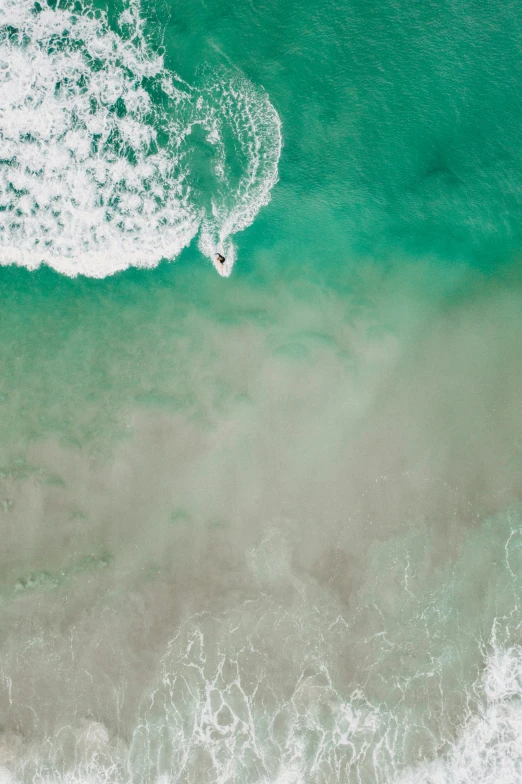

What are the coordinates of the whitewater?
(1, 0, 522, 781)
(0, 0, 282, 277)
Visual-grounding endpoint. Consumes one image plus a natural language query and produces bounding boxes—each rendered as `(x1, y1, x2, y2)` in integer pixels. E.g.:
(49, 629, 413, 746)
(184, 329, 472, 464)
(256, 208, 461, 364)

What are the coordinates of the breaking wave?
(0, 604, 521, 783)
(0, 0, 282, 277)
(398, 641, 522, 784)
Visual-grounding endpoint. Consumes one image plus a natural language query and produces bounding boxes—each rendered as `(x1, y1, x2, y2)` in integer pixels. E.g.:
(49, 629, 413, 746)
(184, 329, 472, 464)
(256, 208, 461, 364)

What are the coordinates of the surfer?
(216, 253, 226, 265)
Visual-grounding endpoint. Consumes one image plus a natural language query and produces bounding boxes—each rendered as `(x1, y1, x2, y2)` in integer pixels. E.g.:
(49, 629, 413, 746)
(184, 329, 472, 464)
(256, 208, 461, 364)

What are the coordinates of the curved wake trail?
(0, 0, 282, 277)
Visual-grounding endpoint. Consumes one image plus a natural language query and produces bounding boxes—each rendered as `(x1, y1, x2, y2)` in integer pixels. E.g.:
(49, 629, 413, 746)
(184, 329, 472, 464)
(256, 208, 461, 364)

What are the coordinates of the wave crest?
(0, 0, 282, 277)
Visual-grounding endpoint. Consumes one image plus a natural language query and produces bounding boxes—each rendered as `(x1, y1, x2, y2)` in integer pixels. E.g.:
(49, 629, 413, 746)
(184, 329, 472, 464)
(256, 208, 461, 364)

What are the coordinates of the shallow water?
(1, 0, 522, 782)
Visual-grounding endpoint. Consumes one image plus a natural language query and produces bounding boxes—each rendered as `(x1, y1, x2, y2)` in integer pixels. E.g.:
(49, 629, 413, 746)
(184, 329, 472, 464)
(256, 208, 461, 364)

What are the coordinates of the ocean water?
(1, 0, 522, 782)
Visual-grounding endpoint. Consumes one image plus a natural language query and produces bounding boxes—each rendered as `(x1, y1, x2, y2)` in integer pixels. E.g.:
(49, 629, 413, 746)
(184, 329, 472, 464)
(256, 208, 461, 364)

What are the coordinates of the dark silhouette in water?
(216, 253, 226, 265)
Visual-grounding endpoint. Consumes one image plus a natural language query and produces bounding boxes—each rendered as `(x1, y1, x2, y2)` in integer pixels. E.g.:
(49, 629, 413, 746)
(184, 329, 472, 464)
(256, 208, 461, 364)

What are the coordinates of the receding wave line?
(0, 604, 520, 783)
(0, 0, 282, 278)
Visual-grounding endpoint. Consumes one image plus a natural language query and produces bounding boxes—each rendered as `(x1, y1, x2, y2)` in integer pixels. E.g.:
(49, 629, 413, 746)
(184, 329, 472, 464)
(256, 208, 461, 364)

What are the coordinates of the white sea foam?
(127, 602, 388, 784)
(2, 609, 522, 783)
(397, 641, 522, 784)
(0, 0, 281, 277)
(128, 616, 522, 784)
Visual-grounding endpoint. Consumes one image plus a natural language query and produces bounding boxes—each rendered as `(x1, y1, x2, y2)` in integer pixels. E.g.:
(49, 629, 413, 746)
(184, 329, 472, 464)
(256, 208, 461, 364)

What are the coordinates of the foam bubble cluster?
(3, 616, 522, 784)
(398, 642, 522, 784)
(0, 0, 282, 277)
(129, 601, 388, 784)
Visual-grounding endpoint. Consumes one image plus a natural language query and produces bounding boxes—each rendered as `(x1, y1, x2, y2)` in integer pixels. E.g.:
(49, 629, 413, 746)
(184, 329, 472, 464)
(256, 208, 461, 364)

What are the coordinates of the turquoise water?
(1, 0, 522, 782)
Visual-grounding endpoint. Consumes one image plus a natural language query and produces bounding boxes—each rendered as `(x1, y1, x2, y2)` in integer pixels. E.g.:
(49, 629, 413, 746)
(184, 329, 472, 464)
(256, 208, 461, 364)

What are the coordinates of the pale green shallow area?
(1, 0, 522, 782)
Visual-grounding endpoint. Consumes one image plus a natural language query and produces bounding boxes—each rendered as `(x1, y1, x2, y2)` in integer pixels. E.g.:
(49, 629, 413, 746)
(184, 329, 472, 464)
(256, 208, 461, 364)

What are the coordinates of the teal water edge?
(1, 0, 522, 782)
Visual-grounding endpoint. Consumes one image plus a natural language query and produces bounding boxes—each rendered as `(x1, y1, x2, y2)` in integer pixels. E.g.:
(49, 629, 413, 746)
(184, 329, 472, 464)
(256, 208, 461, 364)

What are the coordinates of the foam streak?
(0, 0, 281, 277)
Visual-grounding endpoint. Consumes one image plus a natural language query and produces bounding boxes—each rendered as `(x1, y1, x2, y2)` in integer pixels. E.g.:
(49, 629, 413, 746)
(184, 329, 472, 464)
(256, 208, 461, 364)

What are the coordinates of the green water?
(154, 0, 522, 268)
(1, 0, 522, 782)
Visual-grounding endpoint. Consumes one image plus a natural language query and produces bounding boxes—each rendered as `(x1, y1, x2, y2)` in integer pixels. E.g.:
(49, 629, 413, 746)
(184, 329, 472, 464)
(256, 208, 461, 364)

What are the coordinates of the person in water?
(216, 253, 226, 265)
